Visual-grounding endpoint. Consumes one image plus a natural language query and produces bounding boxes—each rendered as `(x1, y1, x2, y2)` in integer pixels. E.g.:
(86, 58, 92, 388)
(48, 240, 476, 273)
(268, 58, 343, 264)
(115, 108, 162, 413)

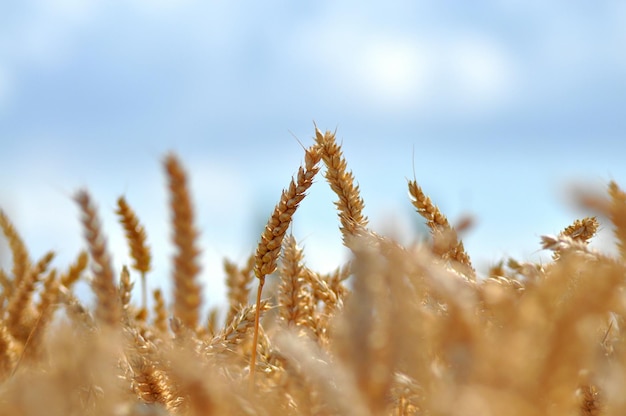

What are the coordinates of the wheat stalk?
(250, 141, 322, 387)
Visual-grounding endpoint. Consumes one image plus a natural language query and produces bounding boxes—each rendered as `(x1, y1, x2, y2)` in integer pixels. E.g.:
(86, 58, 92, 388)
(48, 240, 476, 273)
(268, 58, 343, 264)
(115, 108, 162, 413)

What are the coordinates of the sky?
(1, 1, 626, 311)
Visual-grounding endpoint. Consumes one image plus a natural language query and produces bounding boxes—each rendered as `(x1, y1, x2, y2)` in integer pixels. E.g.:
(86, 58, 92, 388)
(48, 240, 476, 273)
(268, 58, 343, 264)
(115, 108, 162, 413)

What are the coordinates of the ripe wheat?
(0, 126, 624, 415)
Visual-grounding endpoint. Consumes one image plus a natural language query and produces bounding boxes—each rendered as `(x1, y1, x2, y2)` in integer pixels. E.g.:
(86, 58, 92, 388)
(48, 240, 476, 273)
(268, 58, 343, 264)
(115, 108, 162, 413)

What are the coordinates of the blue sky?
(1, 1, 626, 309)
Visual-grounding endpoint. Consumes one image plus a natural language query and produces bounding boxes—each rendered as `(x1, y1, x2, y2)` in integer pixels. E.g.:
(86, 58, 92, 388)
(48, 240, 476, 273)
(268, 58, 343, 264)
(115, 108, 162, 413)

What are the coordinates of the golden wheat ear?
(277, 234, 315, 333)
(224, 255, 254, 325)
(250, 140, 322, 388)
(314, 127, 368, 246)
(116, 196, 152, 313)
(23, 269, 60, 362)
(0, 320, 17, 381)
(164, 153, 203, 331)
(60, 250, 88, 289)
(407, 179, 474, 278)
(75, 190, 121, 327)
(5, 250, 54, 344)
(118, 265, 133, 322)
(608, 181, 626, 260)
(551, 217, 599, 260)
(152, 289, 168, 333)
(0, 209, 31, 294)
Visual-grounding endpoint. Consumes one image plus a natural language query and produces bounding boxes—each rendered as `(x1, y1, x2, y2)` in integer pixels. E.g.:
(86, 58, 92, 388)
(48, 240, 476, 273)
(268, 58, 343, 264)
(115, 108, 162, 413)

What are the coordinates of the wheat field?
(0, 127, 624, 415)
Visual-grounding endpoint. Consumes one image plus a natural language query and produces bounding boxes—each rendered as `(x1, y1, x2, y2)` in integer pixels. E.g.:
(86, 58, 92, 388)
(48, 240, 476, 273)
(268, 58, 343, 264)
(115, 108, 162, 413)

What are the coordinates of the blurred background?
(1, 1, 625, 310)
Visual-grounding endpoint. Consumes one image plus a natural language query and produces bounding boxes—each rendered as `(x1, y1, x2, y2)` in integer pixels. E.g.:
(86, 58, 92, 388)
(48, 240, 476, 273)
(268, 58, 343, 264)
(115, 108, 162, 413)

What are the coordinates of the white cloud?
(291, 18, 436, 113)
(353, 37, 433, 110)
(443, 35, 519, 113)
(292, 10, 519, 117)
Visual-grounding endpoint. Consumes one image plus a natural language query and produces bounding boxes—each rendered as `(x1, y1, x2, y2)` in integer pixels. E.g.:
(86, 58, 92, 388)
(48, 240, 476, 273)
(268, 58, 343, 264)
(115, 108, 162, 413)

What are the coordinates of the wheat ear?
(0, 270, 10, 309)
(116, 196, 152, 312)
(75, 190, 121, 327)
(208, 300, 269, 355)
(278, 234, 314, 331)
(250, 142, 321, 387)
(5, 251, 54, 343)
(552, 217, 599, 260)
(224, 255, 254, 324)
(314, 127, 368, 245)
(152, 289, 168, 333)
(408, 179, 474, 277)
(125, 330, 175, 409)
(164, 153, 203, 330)
(60, 250, 88, 288)
(0, 321, 16, 381)
(0, 210, 30, 292)
(608, 181, 626, 259)
(24, 269, 60, 361)
(119, 265, 133, 322)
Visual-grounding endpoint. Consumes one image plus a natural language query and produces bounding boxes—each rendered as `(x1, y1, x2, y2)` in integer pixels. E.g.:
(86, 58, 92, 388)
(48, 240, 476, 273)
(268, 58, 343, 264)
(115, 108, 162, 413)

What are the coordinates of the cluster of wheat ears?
(1, 127, 625, 415)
